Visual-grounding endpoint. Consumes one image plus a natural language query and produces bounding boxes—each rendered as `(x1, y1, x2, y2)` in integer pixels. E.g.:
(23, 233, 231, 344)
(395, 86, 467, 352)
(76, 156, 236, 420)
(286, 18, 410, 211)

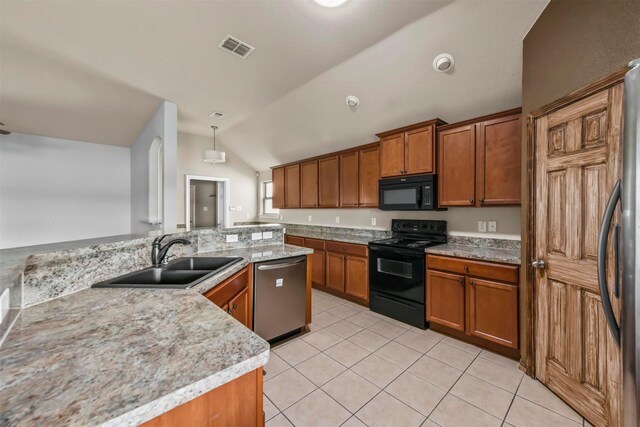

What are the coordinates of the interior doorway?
(185, 175, 229, 230)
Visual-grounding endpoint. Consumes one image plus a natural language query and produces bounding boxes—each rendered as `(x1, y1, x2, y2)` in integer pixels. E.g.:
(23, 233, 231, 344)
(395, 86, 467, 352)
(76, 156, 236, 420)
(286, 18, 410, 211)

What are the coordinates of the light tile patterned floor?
(264, 289, 588, 427)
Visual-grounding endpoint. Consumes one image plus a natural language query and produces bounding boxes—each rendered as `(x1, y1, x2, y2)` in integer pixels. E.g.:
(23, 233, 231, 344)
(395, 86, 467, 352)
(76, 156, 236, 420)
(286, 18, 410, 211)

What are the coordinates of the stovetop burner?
(369, 219, 447, 251)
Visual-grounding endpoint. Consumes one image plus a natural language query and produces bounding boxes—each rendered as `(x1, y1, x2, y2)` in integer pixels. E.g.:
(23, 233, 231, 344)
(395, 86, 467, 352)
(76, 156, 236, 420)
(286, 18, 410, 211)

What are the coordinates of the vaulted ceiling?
(0, 0, 548, 168)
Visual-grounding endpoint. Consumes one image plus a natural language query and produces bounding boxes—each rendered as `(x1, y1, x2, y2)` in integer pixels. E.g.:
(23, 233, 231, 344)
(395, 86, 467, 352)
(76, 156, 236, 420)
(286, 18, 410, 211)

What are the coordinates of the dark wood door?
(285, 164, 300, 208)
(405, 125, 435, 175)
(272, 167, 285, 209)
(438, 125, 476, 207)
(380, 133, 405, 177)
(326, 252, 345, 292)
(310, 250, 325, 288)
(229, 287, 250, 328)
(319, 155, 339, 207)
(358, 145, 379, 207)
(476, 114, 521, 206)
(340, 151, 359, 207)
(300, 160, 319, 208)
(426, 270, 465, 331)
(468, 278, 518, 349)
(345, 256, 368, 301)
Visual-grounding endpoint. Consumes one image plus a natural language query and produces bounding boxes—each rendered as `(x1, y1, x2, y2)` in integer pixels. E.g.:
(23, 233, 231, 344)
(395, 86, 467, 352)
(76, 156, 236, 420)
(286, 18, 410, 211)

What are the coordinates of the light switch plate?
(252, 232, 262, 240)
(335, 216, 340, 224)
(488, 220, 497, 232)
(308, 215, 312, 222)
(262, 231, 273, 239)
(226, 234, 239, 243)
(371, 217, 377, 226)
(279, 214, 283, 220)
(478, 221, 487, 232)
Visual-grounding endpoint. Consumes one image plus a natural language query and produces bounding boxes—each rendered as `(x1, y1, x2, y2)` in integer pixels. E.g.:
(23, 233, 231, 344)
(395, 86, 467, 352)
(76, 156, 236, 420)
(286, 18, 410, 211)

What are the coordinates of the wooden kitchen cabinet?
(468, 277, 518, 349)
(300, 160, 318, 208)
(228, 286, 250, 328)
(304, 238, 326, 288)
(272, 167, 285, 209)
(426, 270, 466, 331)
(285, 164, 300, 208)
(437, 108, 522, 207)
(345, 256, 368, 300)
(377, 119, 444, 178)
(285, 235, 305, 246)
(326, 252, 345, 292)
(203, 266, 253, 330)
(319, 155, 340, 208)
(358, 145, 379, 207)
(340, 151, 359, 207)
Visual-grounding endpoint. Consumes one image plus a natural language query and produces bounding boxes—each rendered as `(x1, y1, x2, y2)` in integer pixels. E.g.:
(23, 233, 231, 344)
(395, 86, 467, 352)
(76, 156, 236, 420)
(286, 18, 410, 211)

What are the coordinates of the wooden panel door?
(438, 125, 476, 206)
(534, 85, 622, 427)
(300, 160, 318, 208)
(380, 133, 405, 177)
(229, 287, 250, 328)
(326, 252, 345, 292)
(311, 250, 325, 288)
(345, 256, 368, 301)
(358, 145, 379, 207)
(426, 270, 465, 331)
(285, 164, 300, 208)
(477, 114, 521, 206)
(272, 167, 285, 208)
(405, 125, 435, 175)
(340, 151, 359, 207)
(319, 155, 339, 207)
(468, 278, 518, 349)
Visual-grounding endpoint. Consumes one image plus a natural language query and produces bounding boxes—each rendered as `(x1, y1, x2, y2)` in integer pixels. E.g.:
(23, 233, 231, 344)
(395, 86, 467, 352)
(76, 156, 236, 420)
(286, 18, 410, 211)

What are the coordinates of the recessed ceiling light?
(433, 53, 454, 73)
(314, 0, 348, 8)
(346, 95, 360, 110)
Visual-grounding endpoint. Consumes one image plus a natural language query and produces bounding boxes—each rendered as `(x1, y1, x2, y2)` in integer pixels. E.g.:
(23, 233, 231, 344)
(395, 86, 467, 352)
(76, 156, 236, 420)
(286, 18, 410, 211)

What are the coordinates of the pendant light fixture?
(204, 125, 226, 163)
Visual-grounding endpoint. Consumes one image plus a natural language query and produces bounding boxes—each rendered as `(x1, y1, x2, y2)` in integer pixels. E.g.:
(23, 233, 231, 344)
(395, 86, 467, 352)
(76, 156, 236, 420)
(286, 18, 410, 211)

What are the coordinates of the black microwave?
(378, 174, 443, 211)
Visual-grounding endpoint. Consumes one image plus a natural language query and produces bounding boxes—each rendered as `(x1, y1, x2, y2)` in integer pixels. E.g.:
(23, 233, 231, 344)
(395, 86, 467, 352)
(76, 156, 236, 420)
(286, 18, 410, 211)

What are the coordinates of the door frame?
(521, 67, 628, 376)
(185, 174, 230, 231)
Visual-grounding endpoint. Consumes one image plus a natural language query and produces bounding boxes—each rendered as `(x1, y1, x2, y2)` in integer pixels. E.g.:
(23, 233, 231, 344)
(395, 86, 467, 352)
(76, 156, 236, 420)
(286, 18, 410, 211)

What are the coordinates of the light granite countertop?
(0, 243, 311, 427)
(426, 244, 521, 265)
(285, 229, 380, 245)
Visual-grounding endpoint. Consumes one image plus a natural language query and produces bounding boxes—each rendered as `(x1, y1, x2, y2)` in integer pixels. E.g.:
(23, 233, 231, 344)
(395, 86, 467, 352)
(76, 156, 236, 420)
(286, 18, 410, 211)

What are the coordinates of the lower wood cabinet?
(345, 256, 368, 301)
(426, 254, 519, 357)
(203, 266, 252, 330)
(326, 252, 346, 292)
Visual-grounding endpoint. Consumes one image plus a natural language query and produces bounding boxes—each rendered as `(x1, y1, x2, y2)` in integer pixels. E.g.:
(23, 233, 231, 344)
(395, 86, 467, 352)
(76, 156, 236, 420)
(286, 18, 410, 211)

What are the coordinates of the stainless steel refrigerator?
(598, 58, 640, 427)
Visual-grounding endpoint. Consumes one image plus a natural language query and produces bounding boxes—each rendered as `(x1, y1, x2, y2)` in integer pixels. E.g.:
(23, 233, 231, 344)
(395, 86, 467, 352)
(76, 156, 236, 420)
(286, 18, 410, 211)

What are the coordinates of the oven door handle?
(374, 293, 419, 308)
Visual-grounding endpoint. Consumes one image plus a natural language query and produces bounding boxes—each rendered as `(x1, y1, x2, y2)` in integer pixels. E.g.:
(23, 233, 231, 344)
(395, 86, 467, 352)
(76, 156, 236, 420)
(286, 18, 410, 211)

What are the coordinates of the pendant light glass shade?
(204, 125, 226, 163)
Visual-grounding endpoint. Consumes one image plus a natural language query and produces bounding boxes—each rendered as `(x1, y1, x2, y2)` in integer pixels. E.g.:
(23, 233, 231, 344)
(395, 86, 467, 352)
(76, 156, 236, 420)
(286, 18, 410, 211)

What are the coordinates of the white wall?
(130, 101, 178, 233)
(176, 132, 258, 226)
(0, 133, 131, 248)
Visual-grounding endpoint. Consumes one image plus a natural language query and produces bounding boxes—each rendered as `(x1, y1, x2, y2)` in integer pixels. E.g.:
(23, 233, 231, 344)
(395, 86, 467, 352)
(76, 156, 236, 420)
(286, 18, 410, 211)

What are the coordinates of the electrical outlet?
(262, 231, 273, 239)
(308, 215, 312, 222)
(229, 205, 237, 211)
(0, 289, 9, 323)
(335, 216, 340, 224)
(203, 206, 208, 211)
(226, 234, 238, 243)
(279, 214, 283, 220)
(478, 221, 487, 232)
(251, 232, 262, 240)
(371, 217, 377, 226)
(488, 220, 497, 232)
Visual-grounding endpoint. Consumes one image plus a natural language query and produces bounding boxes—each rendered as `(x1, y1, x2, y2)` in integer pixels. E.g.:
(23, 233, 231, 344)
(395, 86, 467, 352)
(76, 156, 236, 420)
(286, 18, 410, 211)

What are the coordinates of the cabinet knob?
(458, 277, 464, 284)
(232, 303, 238, 310)
(464, 265, 469, 272)
(469, 198, 474, 204)
(479, 199, 485, 204)
(470, 279, 474, 286)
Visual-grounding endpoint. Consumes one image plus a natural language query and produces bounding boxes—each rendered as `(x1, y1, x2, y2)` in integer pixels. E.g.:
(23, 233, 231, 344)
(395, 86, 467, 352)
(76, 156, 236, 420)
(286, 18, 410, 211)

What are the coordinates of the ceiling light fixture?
(314, 0, 348, 8)
(204, 125, 226, 163)
(433, 53, 455, 73)
(346, 95, 360, 110)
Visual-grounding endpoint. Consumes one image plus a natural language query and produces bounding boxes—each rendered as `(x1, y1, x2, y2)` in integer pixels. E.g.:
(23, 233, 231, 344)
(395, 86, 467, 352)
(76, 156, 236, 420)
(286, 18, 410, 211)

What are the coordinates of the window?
(262, 181, 279, 215)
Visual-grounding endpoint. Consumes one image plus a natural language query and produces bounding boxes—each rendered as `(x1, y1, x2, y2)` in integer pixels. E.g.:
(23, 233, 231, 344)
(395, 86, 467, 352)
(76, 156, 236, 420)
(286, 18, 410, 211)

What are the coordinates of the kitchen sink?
(92, 257, 243, 289)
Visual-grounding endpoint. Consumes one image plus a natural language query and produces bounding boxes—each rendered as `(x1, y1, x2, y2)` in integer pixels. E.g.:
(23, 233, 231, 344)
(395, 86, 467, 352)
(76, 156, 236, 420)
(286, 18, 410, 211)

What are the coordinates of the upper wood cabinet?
(377, 119, 445, 178)
(272, 167, 285, 209)
(358, 145, 379, 207)
(300, 160, 319, 208)
(319, 155, 340, 207)
(438, 108, 522, 207)
(340, 151, 359, 207)
(285, 164, 300, 208)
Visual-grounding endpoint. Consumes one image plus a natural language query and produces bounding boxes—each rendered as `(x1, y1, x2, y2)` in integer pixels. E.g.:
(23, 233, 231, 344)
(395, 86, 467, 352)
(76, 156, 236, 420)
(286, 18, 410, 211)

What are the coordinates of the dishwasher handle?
(257, 258, 305, 271)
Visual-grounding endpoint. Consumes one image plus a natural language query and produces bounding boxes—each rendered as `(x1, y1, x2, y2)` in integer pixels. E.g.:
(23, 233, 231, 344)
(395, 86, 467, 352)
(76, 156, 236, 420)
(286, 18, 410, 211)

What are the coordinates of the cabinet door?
(405, 125, 435, 175)
(319, 155, 340, 207)
(272, 167, 285, 208)
(311, 250, 325, 288)
(380, 133, 405, 177)
(345, 256, 368, 301)
(326, 252, 345, 292)
(229, 287, 250, 328)
(468, 278, 518, 349)
(358, 145, 379, 207)
(340, 151, 359, 207)
(300, 160, 319, 208)
(476, 114, 521, 206)
(438, 125, 476, 206)
(285, 164, 300, 208)
(426, 270, 465, 331)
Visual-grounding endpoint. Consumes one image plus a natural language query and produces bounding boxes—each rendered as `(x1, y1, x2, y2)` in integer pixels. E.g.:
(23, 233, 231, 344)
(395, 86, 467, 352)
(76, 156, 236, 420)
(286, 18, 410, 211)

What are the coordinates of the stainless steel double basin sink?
(92, 257, 243, 289)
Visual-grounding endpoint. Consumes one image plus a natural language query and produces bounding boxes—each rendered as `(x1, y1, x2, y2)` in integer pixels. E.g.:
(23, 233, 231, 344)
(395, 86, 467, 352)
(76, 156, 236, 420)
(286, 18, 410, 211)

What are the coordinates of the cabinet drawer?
(326, 241, 368, 257)
(427, 255, 518, 284)
(304, 238, 325, 250)
(204, 267, 249, 307)
(285, 235, 305, 246)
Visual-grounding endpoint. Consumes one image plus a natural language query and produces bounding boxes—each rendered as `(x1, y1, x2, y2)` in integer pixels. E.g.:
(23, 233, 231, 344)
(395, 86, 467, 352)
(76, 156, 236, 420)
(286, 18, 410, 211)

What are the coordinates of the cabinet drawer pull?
(464, 265, 469, 272)
(479, 199, 485, 204)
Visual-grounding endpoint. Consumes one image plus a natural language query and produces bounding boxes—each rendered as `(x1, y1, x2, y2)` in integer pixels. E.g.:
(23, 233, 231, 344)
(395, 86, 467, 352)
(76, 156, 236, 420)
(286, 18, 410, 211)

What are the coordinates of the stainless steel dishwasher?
(253, 256, 307, 342)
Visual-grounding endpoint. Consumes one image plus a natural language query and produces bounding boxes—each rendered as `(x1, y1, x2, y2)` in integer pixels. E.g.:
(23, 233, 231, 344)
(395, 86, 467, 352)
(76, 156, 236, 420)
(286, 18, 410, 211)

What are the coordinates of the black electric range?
(368, 219, 447, 328)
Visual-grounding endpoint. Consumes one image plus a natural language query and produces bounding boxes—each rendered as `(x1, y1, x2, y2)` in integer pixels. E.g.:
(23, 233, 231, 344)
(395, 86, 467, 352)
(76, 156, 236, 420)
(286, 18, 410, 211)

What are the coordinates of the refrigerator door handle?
(614, 223, 621, 298)
(597, 178, 621, 347)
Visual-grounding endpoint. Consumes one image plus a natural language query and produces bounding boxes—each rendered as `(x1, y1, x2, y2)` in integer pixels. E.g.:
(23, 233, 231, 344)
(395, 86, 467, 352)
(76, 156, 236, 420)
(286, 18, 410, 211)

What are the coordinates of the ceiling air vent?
(209, 111, 226, 119)
(218, 35, 255, 59)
